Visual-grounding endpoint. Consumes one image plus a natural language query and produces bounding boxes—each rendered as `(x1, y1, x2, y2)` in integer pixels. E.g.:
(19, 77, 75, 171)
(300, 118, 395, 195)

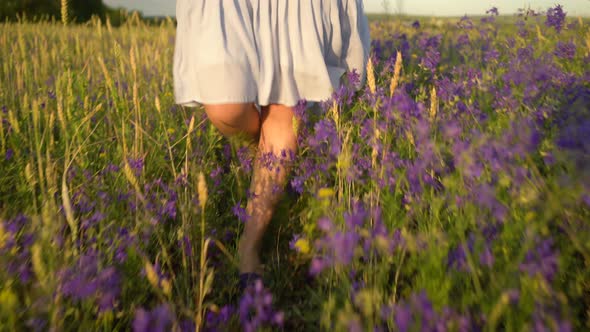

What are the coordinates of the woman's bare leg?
(238, 104, 298, 275)
(200, 102, 296, 275)
(203, 103, 261, 142)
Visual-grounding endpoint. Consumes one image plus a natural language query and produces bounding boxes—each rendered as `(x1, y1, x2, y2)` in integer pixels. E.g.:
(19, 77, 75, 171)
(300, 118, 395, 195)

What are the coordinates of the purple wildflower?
(506, 289, 520, 304)
(113, 227, 135, 263)
(331, 231, 359, 265)
(144, 179, 178, 220)
(232, 202, 250, 223)
(289, 176, 304, 194)
(103, 163, 120, 174)
(348, 317, 363, 332)
(58, 249, 121, 312)
(486, 7, 499, 16)
(447, 244, 470, 272)
(422, 49, 441, 73)
(456, 34, 470, 48)
(394, 303, 412, 332)
(531, 303, 572, 332)
(179, 235, 193, 258)
(554, 41, 576, 60)
(471, 183, 508, 222)
(25, 318, 47, 332)
(133, 303, 174, 332)
(545, 5, 567, 33)
(2, 214, 35, 283)
(127, 157, 145, 177)
(309, 257, 327, 276)
(484, 48, 500, 62)
(343, 200, 368, 229)
(80, 211, 105, 231)
(237, 147, 253, 173)
(289, 234, 302, 252)
(479, 245, 494, 267)
(520, 238, 559, 281)
(238, 280, 284, 332)
(204, 305, 235, 331)
(210, 166, 224, 189)
(386, 291, 479, 332)
(458, 15, 474, 30)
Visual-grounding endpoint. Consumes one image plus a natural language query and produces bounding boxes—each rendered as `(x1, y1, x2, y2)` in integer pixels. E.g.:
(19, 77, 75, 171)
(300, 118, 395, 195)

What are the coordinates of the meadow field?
(1, 5, 589, 332)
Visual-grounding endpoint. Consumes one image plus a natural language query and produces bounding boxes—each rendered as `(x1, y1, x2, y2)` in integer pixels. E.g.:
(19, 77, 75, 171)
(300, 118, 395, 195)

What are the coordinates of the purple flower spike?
(545, 5, 567, 33)
(394, 304, 412, 332)
(132, 303, 174, 332)
(232, 202, 250, 223)
(554, 41, 576, 60)
(5, 148, 13, 160)
(127, 157, 145, 177)
(238, 280, 284, 332)
(486, 7, 499, 16)
(520, 238, 559, 281)
(479, 245, 495, 267)
(58, 249, 121, 312)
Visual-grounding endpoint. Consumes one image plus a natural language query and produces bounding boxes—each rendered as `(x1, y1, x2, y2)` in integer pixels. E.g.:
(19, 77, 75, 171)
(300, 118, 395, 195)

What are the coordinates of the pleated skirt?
(173, 0, 371, 108)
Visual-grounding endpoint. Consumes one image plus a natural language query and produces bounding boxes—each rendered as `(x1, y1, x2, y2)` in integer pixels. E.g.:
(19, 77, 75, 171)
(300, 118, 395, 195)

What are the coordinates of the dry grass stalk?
(390, 51, 403, 97)
(61, 0, 68, 25)
(430, 87, 438, 121)
(331, 100, 339, 129)
(197, 172, 208, 210)
(366, 57, 376, 94)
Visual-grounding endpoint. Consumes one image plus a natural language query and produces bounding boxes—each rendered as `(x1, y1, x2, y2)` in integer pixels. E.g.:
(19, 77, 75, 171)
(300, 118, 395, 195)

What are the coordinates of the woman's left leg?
(238, 104, 298, 275)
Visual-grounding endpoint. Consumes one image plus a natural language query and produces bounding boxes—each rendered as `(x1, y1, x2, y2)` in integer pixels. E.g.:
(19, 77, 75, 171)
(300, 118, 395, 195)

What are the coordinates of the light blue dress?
(173, 0, 371, 107)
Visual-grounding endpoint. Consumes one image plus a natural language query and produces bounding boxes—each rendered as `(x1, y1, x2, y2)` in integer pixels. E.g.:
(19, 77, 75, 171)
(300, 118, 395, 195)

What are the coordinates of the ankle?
(238, 251, 262, 274)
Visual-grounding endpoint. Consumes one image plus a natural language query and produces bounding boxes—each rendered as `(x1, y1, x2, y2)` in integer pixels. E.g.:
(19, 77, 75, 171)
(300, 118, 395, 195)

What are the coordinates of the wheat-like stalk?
(31, 243, 47, 290)
(197, 172, 208, 210)
(366, 57, 376, 94)
(430, 87, 438, 121)
(196, 171, 212, 332)
(390, 51, 403, 97)
(61, 0, 69, 25)
(330, 100, 339, 130)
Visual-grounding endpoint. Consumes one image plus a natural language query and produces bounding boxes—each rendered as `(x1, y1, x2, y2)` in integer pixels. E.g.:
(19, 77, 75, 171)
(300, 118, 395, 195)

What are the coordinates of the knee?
(205, 103, 256, 129)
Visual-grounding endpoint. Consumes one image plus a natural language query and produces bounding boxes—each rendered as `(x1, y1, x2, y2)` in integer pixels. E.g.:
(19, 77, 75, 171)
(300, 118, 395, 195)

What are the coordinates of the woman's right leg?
(238, 104, 298, 275)
(203, 103, 261, 142)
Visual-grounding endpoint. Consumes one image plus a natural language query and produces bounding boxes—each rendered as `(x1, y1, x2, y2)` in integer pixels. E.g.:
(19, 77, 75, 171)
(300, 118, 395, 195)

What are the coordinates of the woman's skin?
(203, 103, 297, 275)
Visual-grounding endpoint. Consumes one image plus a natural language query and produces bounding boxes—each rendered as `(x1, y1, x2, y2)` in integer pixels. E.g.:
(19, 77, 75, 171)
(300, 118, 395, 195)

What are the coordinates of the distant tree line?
(0, 0, 150, 25)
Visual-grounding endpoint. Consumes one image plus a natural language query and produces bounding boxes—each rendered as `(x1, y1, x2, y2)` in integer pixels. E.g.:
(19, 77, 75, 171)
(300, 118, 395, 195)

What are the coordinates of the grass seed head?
(31, 243, 47, 285)
(155, 96, 162, 114)
(61, 0, 69, 25)
(197, 172, 208, 209)
(366, 57, 376, 94)
(161, 278, 172, 296)
(0, 223, 7, 250)
(430, 86, 438, 120)
(292, 115, 300, 138)
(145, 262, 160, 289)
(390, 51, 403, 97)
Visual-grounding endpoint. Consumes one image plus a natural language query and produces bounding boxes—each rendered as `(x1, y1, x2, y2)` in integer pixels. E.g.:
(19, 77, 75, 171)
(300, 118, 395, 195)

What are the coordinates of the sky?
(103, 0, 590, 17)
